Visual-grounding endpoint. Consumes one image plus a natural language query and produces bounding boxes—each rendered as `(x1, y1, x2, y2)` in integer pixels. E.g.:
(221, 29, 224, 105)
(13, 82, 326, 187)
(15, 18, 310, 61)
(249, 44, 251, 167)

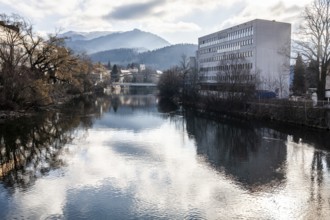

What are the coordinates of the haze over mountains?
(61, 29, 171, 54)
(61, 29, 197, 70)
(60, 31, 114, 41)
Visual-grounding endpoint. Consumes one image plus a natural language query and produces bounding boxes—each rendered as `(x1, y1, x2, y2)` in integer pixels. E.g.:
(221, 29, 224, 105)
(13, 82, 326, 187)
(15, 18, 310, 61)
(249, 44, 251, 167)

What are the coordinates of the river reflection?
(0, 94, 330, 219)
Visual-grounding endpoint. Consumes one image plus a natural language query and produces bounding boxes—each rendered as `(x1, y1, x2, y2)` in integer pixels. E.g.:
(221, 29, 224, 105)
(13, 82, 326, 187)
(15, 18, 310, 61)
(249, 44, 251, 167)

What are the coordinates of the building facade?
(197, 19, 291, 98)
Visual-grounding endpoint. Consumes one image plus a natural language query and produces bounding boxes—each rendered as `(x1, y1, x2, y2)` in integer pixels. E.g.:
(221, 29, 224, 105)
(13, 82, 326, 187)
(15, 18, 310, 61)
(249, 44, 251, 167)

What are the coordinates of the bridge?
(112, 82, 157, 87)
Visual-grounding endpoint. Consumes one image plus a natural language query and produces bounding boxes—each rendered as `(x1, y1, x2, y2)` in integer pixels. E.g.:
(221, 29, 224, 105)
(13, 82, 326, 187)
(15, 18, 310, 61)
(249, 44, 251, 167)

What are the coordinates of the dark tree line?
(292, 53, 319, 96)
(292, 54, 306, 95)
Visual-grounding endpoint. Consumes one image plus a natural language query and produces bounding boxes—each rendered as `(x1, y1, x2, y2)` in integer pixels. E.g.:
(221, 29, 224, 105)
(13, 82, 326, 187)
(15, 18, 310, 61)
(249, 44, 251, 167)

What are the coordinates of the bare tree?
(215, 54, 257, 102)
(0, 13, 96, 109)
(0, 14, 28, 73)
(157, 67, 182, 100)
(179, 54, 200, 101)
(276, 43, 292, 98)
(179, 54, 189, 72)
(296, 0, 330, 100)
(0, 14, 39, 107)
(179, 54, 189, 97)
(261, 72, 289, 98)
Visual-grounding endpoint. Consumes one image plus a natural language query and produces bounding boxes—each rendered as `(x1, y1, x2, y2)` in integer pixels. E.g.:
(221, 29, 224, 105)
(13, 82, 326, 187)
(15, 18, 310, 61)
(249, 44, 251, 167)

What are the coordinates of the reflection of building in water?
(185, 112, 287, 191)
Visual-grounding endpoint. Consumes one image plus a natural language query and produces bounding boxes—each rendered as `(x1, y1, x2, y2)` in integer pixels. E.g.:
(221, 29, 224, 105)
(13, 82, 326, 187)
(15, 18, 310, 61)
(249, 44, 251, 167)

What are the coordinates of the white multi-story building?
(197, 19, 291, 98)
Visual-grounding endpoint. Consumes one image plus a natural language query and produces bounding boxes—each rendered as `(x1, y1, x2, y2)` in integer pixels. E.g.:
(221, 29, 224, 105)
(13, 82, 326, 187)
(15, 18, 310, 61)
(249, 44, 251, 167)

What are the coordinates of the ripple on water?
(184, 208, 206, 220)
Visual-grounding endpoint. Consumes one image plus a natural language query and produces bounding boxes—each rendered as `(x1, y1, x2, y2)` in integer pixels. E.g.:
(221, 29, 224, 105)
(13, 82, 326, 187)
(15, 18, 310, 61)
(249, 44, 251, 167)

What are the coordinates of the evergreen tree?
(305, 60, 318, 89)
(292, 54, 306, 95)
(107, 60, 112, 70)
(111, 64, 119, 82)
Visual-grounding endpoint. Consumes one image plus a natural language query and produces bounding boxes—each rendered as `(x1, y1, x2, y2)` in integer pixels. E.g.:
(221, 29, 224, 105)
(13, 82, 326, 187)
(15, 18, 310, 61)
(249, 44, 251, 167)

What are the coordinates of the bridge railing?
(112, 82, 157, 87)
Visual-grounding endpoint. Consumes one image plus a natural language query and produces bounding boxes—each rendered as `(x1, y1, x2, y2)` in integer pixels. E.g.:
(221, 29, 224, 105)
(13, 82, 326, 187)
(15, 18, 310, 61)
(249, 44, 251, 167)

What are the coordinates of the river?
(0, 93, 330, 219)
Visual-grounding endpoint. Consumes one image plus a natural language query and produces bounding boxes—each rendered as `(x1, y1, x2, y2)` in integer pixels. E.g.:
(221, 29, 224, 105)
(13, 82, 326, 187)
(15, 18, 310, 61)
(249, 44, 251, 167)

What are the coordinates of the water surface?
(0, 94, 330, 219)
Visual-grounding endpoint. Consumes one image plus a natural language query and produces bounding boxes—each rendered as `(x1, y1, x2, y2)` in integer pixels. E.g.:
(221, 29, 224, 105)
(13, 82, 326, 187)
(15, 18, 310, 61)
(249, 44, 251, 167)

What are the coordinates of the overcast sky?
(0, 0, 312, 44)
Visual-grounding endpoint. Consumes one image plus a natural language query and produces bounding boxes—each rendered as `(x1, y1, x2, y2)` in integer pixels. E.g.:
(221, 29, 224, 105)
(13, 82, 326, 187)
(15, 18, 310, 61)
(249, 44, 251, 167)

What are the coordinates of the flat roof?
(198, 19, 291, 40)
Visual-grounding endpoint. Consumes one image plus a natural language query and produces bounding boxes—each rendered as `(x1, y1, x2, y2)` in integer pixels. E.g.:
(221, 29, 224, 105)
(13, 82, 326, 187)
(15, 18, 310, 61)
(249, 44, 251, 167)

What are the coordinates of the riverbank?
(0, 110, 33, 120)
(183, 98, 330, 130)
(0, 92, 95, 121)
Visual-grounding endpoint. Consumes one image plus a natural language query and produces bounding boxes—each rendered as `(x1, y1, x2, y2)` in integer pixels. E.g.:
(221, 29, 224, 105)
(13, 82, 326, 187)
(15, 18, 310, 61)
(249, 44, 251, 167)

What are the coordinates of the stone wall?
(247, 102, 330, 129)
(184, 98, 330, 130)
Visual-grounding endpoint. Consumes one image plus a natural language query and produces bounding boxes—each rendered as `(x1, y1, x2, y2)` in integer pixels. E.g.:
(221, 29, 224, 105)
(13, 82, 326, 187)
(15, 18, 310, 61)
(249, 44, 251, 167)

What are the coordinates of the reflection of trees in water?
(252, 120, 330, 212)
(126, 87, 158, 95)
(112, 96, 120, 112)
(185, 109, 330, 214)
(157, 98, 178, 113)
(307, 150, 330, 217)
(0, 96, 110, 190)
(185, 110, 287, 191)
(263, 121, 330, 150)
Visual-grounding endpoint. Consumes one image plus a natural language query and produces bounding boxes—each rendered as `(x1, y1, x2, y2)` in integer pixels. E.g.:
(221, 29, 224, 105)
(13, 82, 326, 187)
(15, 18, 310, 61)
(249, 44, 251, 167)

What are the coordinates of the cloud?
(270, 2, 288, 16)
(270, 1, 302, 16)
(0, 0, 312, 43)
(0, 0, 80, 18)
(287, 5, 303, 14)
(57, 14, 113, 32)
(104, 0, 166, 20)
(147, 20, 201, 33)
(217, 0, 307, 33)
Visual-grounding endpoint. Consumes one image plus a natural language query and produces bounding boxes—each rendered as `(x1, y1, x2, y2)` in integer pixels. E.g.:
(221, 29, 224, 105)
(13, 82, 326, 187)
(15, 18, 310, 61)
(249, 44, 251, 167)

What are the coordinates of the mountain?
(90, 48, 139, 64)
(60, 31, 87, 41)
(63, 29, 171, 54)
(60, 31, 114, 41)
(89, 44, 198, 70)
(138, 44, 197, 70)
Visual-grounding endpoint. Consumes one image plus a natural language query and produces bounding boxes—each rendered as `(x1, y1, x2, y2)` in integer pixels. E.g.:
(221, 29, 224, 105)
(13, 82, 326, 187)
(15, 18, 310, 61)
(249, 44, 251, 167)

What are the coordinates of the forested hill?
(90, 48, 140, 64)
(90, 44, 198, 70)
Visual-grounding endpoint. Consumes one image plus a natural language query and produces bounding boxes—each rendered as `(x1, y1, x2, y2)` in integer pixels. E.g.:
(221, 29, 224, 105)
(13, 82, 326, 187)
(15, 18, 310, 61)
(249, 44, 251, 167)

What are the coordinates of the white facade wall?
(197, 19, 291, 98)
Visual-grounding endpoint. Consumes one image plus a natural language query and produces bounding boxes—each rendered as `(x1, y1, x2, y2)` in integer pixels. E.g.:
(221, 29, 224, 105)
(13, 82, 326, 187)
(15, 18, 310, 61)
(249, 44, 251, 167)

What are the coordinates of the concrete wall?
(254, 20, 291, 98)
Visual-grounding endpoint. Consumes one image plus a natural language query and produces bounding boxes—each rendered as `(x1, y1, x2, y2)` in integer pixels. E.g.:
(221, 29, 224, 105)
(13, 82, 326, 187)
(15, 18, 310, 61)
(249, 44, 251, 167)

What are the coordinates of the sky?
(0, 0, 312, 44)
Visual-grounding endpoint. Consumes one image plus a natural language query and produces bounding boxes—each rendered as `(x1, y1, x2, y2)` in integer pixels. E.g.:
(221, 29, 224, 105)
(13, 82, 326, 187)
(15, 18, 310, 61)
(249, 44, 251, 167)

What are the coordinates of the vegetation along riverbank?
(157, 59, 330, 130)
(0, 14, 110, 120)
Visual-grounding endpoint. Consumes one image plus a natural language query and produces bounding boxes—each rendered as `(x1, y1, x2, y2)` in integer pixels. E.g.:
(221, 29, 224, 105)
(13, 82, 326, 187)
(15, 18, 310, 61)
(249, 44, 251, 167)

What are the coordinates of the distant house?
(150, 70, 162, 84)
(119, 68, 139, 83)
(139, 64, 146, 71)
(92, 64, 110, 85)
(0, 20, 19, 33)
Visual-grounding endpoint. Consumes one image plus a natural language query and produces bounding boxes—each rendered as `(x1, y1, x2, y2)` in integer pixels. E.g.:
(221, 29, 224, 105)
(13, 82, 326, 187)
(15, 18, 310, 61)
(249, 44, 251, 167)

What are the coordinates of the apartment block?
(197, 19, 291, 98)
